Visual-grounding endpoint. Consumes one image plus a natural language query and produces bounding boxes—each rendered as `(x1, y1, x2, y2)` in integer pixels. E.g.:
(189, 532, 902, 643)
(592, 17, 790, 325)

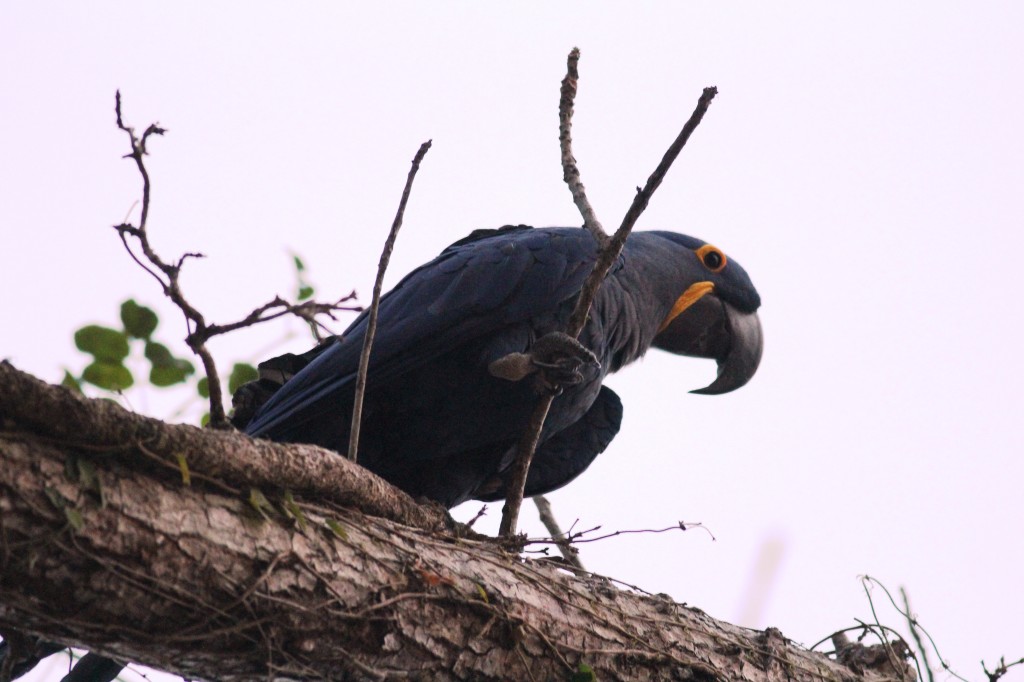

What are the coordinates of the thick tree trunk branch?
(0, 364, 912, 681)
(0, 362, 449, 535)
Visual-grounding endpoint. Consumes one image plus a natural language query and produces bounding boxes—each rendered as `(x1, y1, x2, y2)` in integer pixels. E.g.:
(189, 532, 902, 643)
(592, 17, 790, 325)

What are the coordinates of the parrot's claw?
(488, 332, 600, 394)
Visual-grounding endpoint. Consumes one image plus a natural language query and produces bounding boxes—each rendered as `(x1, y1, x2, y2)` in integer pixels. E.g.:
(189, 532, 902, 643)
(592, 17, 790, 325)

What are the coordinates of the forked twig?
(498, 49, 717, 536)
(985, 656, 1024, 682)
(532, 495, 585, 571)
(525, 520, 714, 550)
(348, 140, 432, 462)
(112, 92, 361, 426)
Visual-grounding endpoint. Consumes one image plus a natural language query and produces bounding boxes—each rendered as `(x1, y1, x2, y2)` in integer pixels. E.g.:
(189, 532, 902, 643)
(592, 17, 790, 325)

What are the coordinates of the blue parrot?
(238, 225, 763, 507)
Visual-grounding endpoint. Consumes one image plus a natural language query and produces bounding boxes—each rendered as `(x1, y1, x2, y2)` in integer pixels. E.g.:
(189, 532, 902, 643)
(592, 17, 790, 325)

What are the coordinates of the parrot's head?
(646, 231, 763, 394)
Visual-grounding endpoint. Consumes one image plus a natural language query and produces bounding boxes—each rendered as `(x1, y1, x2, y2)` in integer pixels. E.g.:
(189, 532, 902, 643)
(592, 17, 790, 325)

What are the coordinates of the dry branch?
(531, 495, 585, 571)
(0, 363, 912, 681)
(113, 92, 359, 428)
(0, 362, 449, 534)
(559, 47, 606, 246)
(348, 140, 432, 463)
(498, 51, 718, 536)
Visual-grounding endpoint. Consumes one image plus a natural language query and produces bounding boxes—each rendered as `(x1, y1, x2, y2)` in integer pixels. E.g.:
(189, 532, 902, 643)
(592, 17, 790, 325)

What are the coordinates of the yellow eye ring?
(696, 244, 727, 273)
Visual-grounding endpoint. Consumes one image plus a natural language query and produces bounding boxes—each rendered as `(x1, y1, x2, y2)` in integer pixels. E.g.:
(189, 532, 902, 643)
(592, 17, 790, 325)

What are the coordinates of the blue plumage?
(242, 225, 762, 507)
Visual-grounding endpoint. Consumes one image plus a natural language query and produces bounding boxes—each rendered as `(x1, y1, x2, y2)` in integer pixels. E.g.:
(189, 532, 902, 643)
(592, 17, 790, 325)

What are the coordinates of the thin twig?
(985, 656, 1024, 682)
(810, 625, 887, 652)
(899, 587, 935, 682)
(498, 52, 718, 536)
(464, 505, 488, 529)
(860, 578, 904, 677)
(862, 575, 969, 682)
(112, 92, 361, 427)
(532, 495, 585, 571)
(559, 47, 606, 247)
(348, 140, 432, 462)
(113, 92, 233, 424)
(526, 520, 714, 548)
(203, 294, 359, 338)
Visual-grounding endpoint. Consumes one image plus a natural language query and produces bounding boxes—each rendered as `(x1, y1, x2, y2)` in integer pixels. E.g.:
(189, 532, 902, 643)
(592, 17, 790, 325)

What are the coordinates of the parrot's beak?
(653, 295, 763, 395)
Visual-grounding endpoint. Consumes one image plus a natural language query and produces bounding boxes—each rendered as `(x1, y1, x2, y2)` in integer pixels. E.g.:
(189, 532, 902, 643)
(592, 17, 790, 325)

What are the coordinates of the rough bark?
(0, 363, 913, 681)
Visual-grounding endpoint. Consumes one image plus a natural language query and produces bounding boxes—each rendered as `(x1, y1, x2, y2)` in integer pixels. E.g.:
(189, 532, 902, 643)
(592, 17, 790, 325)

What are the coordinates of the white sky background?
(2, 2, 1023, 680)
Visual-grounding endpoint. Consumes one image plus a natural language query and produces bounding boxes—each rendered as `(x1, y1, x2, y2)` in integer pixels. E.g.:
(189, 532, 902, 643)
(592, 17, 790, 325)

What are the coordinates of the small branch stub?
(532, 495, 585, 571)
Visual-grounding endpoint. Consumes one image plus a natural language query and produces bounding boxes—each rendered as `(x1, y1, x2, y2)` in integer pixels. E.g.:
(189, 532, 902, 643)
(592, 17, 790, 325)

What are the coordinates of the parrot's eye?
(696, 244, 727, 273)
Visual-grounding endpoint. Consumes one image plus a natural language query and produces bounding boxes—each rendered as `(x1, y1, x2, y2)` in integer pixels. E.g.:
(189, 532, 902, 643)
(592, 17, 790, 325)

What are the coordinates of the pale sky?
(2, 3, 1022, 680)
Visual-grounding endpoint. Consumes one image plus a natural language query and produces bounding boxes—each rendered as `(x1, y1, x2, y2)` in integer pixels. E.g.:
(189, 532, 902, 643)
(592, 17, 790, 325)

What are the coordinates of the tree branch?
(559, 47, 606, 247)
(113, 92, 360, 428)
(498, 52, 718, 536)
(0, 362, 450, 534)
(0, 365, 910, 681)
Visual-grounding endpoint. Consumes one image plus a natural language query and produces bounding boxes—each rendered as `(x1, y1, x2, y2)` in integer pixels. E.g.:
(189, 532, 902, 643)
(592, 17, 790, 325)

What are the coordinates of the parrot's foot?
(488, 332, 599, 394)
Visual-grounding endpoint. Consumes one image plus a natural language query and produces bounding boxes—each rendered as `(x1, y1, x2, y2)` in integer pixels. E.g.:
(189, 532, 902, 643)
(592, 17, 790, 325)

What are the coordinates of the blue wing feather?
(245, 227, 603, 439)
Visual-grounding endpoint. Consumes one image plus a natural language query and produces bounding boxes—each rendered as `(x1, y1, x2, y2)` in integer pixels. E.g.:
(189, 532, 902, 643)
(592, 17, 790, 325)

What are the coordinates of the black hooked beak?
(652, 294, 763, 395)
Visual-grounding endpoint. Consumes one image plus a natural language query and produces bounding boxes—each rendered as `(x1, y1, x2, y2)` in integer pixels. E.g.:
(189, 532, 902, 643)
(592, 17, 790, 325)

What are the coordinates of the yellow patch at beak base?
(658, 282, 715, 333)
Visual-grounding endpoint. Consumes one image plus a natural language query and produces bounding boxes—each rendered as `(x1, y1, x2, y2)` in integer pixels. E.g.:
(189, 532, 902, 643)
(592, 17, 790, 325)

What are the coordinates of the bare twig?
(860, 577, 904, 677)
(984, 656, 1024, 682)
(527, 520, 714, 548)
(347, 140, 432, 463)
(498, 51, 718, 536)
(202, 294, 359, 339)
(532, 495, 585, 571)
(112, 92, 360, 427)
(559, 47, 606, 247)
(464, 505, 488, 529)
(811, 624, 910, 654)
(113, 92, 234, 423)
(861, 576, 969, 682)
(899, 587, 935, 682)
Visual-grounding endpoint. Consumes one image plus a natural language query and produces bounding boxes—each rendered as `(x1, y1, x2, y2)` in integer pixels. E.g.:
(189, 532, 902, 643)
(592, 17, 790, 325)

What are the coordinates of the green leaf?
(76, 459, 105, 508)
(120, 299, 159, 339)
(283, 490, 307, 531)
(95, 478, 107, 508)
(75, 325, 129, 362)
(64, 507, 84, 531)
(77, 458, 98, 490)
(61, 370, 83, 394)
(82, 360, 134, 391)
(144, 341, 174, 365)
(228, 363, 259, 394)
(176, 453, 191, 486)
(293, 254, 306, 272)
(326, 519, 349, 540)
(44, 486, 66, 510)
(149, 362, 194, 387)
(474, 583, 489, 603)
(248, 488, 275, 519)
(64, 455, 79, 481)
(571, 664, 597, 682)
(298, 285, 314, 301)
(145, 341, 194, 386)
(197, 376, 210, 398)
(201, 412, 210, 427)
